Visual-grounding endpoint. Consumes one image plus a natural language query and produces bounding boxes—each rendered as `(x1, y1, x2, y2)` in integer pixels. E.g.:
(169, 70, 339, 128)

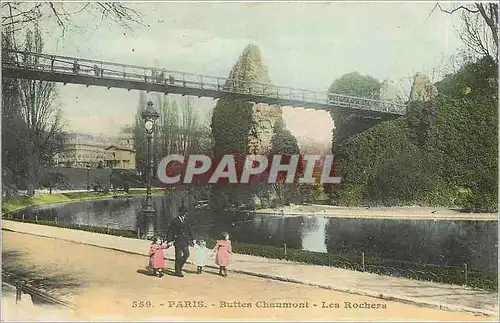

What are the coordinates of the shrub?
(4, 218, 137, 238)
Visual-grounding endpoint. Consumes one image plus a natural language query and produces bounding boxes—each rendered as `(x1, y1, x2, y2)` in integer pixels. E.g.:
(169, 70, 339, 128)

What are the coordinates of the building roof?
(105, 145, 135, 153)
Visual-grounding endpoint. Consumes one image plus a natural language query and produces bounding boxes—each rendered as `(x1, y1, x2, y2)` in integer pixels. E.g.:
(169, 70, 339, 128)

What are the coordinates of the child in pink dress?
(214, 232, 232, 277)
(148, 237, 171, 278)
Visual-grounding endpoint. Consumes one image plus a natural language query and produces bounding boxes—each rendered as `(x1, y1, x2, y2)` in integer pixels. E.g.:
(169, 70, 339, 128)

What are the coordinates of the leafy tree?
(268, 119, 301, 204)
(329, 72, 383, 150)
(1, 30, 28, 196)
(328, 72, 381, 99)
(212, 100, 253, 156)
(39, 171, 68, 194)
(210, 100, 253, 210)
(269, 119, 300, 156)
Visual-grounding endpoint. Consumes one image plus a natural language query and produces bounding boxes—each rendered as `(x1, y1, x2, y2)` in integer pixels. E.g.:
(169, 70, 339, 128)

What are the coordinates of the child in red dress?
(214, 232, 232, 277)
(148, 237, 171, 278)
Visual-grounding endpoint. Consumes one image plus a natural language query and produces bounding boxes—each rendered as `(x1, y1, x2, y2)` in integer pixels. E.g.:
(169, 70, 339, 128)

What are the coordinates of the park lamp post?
(141, 100, 160, 217)
(86, 165, 91, 192)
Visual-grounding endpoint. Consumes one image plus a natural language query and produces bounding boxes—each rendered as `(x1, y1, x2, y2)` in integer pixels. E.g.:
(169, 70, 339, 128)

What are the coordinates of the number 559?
(132, 301, 152, 307)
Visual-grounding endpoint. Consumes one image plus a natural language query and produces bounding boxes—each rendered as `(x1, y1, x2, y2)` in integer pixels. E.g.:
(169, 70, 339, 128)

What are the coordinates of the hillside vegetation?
(330, 57, 498, 212)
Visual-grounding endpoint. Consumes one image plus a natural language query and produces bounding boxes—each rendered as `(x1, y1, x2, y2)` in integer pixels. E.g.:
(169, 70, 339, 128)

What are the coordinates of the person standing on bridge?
(72, 60, 80, 74)
(166, 205, 195, 277)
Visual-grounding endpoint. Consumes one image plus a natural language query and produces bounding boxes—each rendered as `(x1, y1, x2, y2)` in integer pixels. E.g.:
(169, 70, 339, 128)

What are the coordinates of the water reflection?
(324, 218, 498, 271)
(12, 194, 497, 271)
(301, 216, 328, 253)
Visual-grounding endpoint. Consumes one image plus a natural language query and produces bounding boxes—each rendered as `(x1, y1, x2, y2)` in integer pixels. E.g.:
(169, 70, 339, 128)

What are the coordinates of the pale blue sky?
(34, 1, 464, 144)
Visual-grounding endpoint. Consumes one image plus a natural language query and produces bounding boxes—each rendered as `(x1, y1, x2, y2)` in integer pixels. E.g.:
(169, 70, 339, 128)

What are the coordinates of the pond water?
(11, 194, 498, 271)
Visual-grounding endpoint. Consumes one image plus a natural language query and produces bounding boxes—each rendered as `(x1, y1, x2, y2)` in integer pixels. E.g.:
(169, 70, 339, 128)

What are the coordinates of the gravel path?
(2, 230, 494, 321)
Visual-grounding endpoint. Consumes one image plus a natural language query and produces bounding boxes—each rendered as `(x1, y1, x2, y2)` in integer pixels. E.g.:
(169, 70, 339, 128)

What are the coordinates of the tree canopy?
(328, 72, 381, 99)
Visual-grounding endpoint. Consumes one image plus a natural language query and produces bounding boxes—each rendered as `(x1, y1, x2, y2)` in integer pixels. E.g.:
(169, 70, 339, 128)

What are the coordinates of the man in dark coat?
(166, 205, 194, 277)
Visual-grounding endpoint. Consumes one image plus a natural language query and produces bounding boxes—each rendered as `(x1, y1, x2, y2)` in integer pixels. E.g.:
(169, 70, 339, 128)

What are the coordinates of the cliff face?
(213, 44, 285, 155)
(379, 79, 398, 102)
(248, 103, 282, 154)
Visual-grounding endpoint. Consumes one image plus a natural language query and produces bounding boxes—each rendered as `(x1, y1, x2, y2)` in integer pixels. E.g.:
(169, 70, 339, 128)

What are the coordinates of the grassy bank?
(2, 217, 497, 292)
(1, 189, 166, 215)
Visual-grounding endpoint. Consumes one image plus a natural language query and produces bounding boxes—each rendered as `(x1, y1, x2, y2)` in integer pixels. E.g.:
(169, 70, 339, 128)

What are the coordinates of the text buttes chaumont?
(218, 301, 387, 309)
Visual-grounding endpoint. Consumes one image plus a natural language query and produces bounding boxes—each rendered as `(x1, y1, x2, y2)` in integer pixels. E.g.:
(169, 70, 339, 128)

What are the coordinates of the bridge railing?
(2, 50, 406, 115)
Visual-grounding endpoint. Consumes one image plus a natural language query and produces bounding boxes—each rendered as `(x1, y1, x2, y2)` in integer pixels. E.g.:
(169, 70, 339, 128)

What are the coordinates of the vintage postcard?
(1, 1, 498, 322)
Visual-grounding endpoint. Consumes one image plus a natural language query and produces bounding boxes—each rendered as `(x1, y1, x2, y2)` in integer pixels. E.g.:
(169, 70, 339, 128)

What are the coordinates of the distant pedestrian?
(166, 205, 195, 277)
(214, 232, 232, 277)
(193, 240, 211, 274)
(72, 60, 80, 74)
(148, 237, 171, 278)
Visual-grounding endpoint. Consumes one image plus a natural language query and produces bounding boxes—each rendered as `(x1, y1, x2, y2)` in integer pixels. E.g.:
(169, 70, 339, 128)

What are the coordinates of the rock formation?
(409, 73, 438, 102)
(379, 79, 398, 102)
(247, 104, 282, 154)
(225, 44, 272, 91)
(406, 73, 438, 148)
(214, 44, 287, 155)
(211, 44, 298, 209)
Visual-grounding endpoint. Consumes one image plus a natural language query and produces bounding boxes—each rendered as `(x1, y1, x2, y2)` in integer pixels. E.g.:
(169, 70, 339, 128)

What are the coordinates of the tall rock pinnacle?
(225, 44, 272, 91)
(409, 73, 438, 102)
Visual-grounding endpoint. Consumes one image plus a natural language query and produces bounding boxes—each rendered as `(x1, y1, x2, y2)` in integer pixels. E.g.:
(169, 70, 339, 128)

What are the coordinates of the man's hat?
(178, 205, 188, 215)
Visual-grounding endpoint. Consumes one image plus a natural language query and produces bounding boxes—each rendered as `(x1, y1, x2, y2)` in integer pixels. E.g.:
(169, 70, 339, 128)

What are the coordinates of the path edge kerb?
(228, 270, 496, 317)
(2, 225, 495, 317)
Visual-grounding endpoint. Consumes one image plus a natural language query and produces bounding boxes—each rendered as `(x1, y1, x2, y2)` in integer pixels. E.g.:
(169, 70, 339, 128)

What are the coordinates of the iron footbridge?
(2, 50, 406, 119)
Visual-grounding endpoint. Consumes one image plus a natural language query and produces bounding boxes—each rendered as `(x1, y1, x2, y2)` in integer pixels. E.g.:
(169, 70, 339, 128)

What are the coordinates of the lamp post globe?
(141, 100, 160, 134)
(141, 100, 160, 218)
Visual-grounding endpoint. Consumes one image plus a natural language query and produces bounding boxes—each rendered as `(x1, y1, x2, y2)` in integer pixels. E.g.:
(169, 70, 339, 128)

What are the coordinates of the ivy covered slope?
(434, 57, 498, 211)
(331, 57, 498, 212)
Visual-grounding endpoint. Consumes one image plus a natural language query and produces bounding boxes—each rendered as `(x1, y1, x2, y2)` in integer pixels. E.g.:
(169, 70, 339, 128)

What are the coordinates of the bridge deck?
(2, 50, 406, 118)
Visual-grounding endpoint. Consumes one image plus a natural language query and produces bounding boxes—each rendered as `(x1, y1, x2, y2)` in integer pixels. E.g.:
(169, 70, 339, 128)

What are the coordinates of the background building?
(105, 145, 136, 169)
(54, 126, 135, 169)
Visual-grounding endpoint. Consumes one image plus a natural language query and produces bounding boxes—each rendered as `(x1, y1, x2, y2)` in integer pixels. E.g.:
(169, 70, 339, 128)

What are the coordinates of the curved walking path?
(2, 220, 498, 319)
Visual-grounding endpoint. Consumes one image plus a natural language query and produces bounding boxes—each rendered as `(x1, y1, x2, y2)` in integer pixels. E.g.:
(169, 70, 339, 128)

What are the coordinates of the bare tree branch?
(428, 2, 498, 62)
(1, 2, 143, 39)
(436, 3, 481, 14)
(476, 3, 498, 48)
(1, 3, 41, 23)
(48, 2, 67, 36)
